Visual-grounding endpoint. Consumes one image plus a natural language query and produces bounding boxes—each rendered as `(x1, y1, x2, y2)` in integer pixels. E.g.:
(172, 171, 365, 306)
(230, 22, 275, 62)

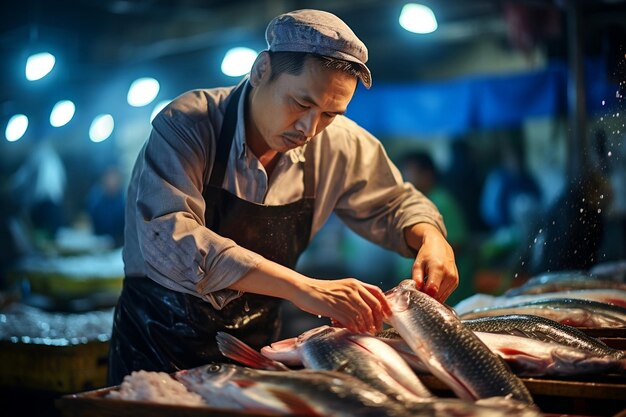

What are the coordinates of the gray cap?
(265, 9, 372, 88)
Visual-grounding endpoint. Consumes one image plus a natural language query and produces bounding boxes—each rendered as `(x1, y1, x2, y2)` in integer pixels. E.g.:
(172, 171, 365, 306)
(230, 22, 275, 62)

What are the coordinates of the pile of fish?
(110, 269, 626, 416)
(449, 270, 626, 376)
(455, 270, 626, 327)
(210, 279, 541, 416)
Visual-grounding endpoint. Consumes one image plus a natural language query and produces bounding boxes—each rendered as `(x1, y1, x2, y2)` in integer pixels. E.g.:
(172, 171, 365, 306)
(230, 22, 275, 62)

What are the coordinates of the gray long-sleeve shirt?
(123, 80, 446, 308)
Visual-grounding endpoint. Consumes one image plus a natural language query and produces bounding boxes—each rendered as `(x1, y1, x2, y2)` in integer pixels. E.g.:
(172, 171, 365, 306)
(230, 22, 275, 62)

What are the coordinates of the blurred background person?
(86, 165, 126, 247)
(442, 139, 487, 234)
(9, 141, 67, 246)
(479, 133, 542, 232)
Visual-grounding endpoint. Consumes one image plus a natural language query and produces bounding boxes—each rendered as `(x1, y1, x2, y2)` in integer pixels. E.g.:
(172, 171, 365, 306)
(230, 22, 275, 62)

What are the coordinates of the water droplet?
(580, 208, 584, 213)
(533, 238, 537, 243)
(598, 209, 602, 214)
(317, 315, 322, 319)
(602, 100, 606, 105)
(600, 117, 604, 121)
(244, 300, 250, 312)
(600, 194, 604, 199)
(539, 228, 543, 233)
(514, 273, 519, 278)
(608, 151, 613, 157)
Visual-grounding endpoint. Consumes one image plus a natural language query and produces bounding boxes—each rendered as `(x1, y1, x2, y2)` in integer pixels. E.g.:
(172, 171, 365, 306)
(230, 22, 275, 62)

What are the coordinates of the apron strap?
(302, 144, 316, 199)
(209, 82, 245, 188)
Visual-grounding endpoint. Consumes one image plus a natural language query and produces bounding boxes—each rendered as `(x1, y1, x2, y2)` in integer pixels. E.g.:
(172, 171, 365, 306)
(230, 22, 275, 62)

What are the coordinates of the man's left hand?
(405, 223, 459, 303)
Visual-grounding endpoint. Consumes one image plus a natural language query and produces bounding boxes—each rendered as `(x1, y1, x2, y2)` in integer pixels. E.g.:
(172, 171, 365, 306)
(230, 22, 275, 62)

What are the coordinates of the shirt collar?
(234, 78, 307, 164)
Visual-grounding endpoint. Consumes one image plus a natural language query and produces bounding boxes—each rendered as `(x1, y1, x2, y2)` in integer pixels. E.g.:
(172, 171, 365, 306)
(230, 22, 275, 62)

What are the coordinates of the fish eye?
(207, 364, 221, 373)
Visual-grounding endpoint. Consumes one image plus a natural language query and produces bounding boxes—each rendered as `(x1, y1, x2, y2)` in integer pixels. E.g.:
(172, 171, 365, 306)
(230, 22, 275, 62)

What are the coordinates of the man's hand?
(230, 260, 391, 335)
(404, 223, 459, 303)
(291, 278, 391, 334)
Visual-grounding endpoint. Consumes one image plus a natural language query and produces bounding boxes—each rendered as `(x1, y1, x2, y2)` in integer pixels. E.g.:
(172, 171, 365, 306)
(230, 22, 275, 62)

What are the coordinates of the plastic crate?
(0, 340, 109, 393)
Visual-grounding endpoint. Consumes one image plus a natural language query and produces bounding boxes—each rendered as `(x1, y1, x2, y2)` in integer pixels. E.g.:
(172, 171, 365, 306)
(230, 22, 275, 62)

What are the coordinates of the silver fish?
(175, 363, 408, 417)
(504, 278, 626, 297)
(384, 280, 535, 405)
(461, 314, 626, 358)
(378, 325, 625, 378)
(474, 331, 625, 377)
(590, 260, 626, 282)
(258, 325, 434, 403)
(494, 289, 626, 309)
(459, 298, 626, 328)
(177, 363, 543, 417)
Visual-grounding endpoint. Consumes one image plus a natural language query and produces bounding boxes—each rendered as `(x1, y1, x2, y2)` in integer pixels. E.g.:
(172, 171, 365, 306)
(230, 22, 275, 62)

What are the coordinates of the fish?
(384, 279, 535, 405)
(455, 289, 626, 314)
(458, 298, 626, 328)
(175, 363, 409, 417)
(461, 314, 626, 358)
(176, 363, 543, 417)
(473, 331, 625, 377)
(379, 324, 625, 378)
(256, 325, 434, 402)
(504, 278, 626, 297)
(495, 289, 626, 308)
(590, 260, 626, 282)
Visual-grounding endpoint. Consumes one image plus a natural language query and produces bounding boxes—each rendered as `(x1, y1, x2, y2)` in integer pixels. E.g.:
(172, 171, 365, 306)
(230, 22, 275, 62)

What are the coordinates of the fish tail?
(216, 332, 290, 371)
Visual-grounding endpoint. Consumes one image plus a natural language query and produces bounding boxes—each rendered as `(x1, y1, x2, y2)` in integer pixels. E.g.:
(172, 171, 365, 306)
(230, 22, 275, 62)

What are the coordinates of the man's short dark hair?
(267, 51, 364, 85)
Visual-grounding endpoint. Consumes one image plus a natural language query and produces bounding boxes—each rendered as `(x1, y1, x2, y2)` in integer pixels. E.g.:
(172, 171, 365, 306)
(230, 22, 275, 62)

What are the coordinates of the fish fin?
(267, 388, 324, 416)
(216, 332, 290, 371)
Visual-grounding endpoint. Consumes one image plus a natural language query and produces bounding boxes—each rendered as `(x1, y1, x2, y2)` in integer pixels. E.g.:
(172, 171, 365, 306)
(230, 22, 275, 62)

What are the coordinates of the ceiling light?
(89, 114, 114, 142)
(399, 3, 438, 34)
(221, 47, 257, 77)
(5, 114, 29, 142)
(50, 100, 76, 127)
(25, 52, 56, 81)
(127, 77, 160, 107)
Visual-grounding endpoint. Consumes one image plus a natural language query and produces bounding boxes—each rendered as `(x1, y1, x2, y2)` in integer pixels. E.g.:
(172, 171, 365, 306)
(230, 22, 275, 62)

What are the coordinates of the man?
(108, 9, 458, 384)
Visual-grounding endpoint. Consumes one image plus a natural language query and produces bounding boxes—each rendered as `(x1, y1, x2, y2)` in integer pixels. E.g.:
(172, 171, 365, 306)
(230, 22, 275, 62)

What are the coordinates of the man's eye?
(292, 99, 308, 109)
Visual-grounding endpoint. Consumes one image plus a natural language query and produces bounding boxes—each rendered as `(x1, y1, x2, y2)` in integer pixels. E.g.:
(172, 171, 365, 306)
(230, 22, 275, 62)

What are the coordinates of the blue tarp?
(346, 59, 618, 137)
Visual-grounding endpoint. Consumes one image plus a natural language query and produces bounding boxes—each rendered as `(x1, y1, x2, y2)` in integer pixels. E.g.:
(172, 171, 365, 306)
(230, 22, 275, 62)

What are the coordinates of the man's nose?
(295, 111, 319, 137)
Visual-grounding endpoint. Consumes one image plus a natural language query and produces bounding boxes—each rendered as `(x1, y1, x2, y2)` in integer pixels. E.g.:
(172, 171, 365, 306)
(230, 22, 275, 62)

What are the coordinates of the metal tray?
(56, 386, 295, 417)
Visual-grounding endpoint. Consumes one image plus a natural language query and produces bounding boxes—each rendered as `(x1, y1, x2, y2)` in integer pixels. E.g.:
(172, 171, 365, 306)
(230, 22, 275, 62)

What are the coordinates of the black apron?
(108, 83, 315, 385)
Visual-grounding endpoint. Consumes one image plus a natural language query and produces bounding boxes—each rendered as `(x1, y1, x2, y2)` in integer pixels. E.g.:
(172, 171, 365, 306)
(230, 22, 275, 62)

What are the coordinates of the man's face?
(249, 55, 358, 153)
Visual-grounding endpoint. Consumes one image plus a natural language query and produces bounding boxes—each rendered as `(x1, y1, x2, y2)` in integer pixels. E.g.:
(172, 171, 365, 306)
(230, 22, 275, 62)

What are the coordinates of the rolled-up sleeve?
(133, 97, 265, 300)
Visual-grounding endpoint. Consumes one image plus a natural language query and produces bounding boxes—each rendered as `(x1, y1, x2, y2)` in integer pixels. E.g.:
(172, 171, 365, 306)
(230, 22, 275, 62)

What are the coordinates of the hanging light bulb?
(25, 52, 56, 81)
(399, 4, 438, 34)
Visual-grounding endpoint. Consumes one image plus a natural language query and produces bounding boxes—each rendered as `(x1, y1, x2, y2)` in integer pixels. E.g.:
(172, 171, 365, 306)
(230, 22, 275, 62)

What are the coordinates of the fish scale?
(385, 280, 535, 405)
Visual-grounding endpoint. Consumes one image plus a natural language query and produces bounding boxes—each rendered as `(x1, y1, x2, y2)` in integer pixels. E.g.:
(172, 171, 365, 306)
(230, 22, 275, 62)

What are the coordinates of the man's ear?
(249, 51, 271, 87)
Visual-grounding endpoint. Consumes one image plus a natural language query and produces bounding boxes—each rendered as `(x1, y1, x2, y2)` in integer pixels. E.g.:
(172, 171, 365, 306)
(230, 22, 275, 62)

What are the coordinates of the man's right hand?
(290, 277, 391, 334)
(229, 260, 391, 335)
